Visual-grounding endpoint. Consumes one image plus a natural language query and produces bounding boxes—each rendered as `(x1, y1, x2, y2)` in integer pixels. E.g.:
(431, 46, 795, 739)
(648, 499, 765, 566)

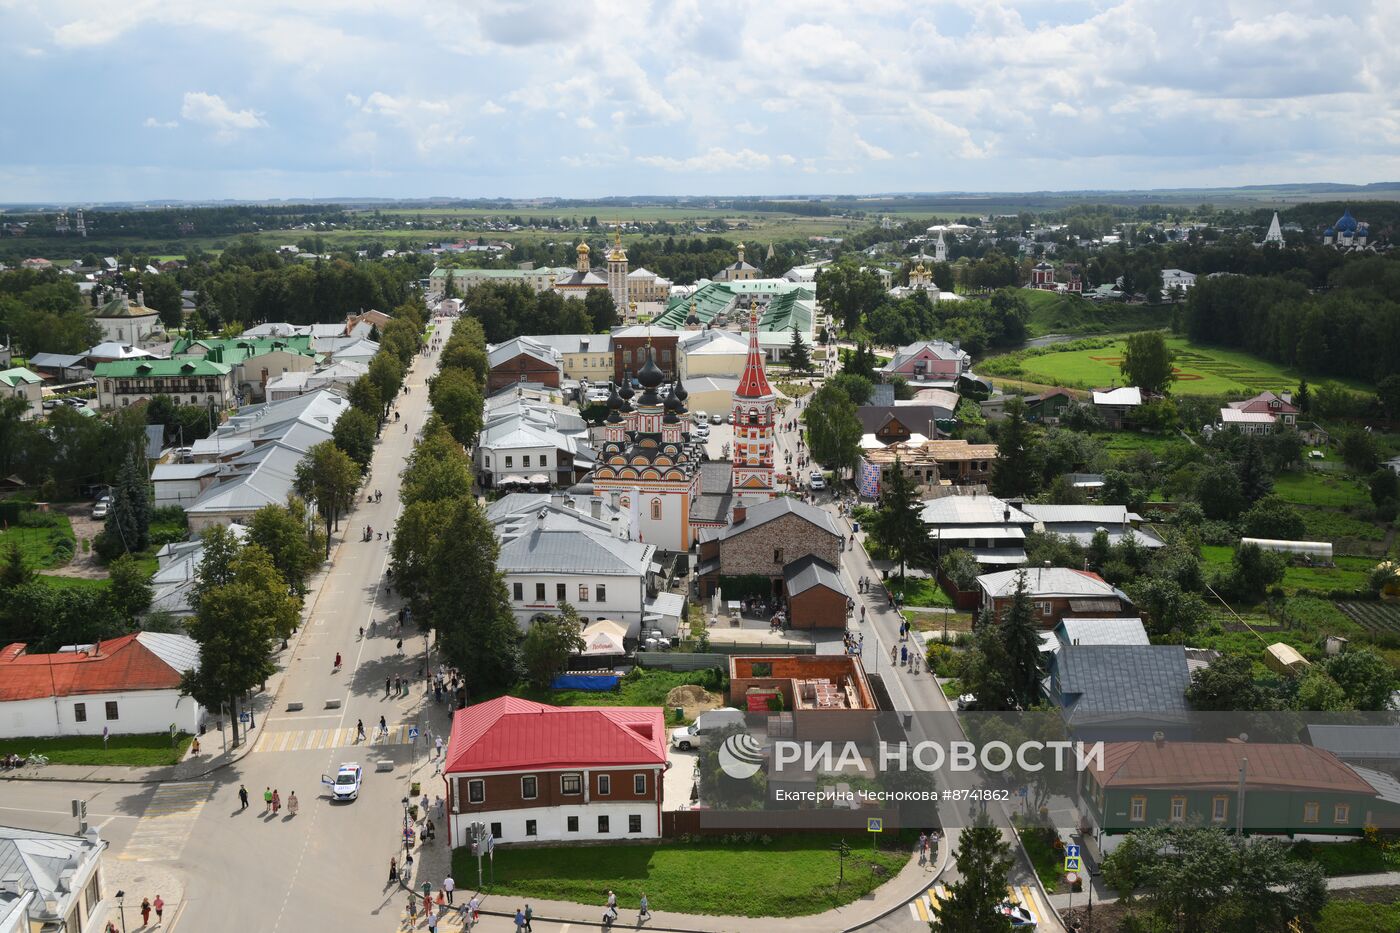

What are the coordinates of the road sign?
(408, 727, 420, 740)
(1064, 856, 1082, 872)
(867, 817, 883, 833)
(1065, 844, 1081, 859)
(1018, 785, 1028, 798)
(239, 712, 250, 723)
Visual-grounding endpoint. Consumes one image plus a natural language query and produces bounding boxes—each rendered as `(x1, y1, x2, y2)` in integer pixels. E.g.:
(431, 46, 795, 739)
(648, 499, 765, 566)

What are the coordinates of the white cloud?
(351, 91, 473, 158)
(638, 147, 785, 173)
(143, 117, 179, 129)
(480, 100, 506, 115)
(180, 91, 266, 140)
(851, 135, 893, 161)
(575, 115, 596, 130)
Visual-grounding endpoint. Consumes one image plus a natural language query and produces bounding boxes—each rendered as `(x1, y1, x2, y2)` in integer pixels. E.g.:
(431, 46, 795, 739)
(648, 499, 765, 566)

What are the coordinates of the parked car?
(997, 902, 1036, 928)
(709, 413, 723, 425)
(42, 399, 61, 410)
(323, 761, 363, 802)
(956, 693, 979, 711)
(670, 707, 746, 750)
(693, 423, 710, 437)
(91, 502, 109, 520)
(692, 410, 708, 423)
(726, 413, 734, 424)
(810, 476, 826, 490)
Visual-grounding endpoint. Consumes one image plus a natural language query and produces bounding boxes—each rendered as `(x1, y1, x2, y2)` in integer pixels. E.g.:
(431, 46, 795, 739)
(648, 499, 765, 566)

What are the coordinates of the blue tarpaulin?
(552, 673, 621, 691)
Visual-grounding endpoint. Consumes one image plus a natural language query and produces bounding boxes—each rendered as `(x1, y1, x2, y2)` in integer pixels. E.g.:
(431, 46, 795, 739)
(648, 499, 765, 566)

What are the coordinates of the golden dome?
(577, 242, 591, 254)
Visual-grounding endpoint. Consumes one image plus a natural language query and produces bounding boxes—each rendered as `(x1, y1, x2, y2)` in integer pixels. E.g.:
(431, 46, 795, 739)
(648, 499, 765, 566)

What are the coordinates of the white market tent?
(578, 619, 628, 656)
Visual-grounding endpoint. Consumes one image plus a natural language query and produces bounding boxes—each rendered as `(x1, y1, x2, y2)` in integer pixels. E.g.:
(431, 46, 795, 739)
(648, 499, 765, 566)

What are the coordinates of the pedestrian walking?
(918, 831, 928, 863)
(389, 857, 398, 883)
(426, 911, 438, 933)
(263, 786, 273, 812)
(287, 791, 299, 816)
(407, 895, 418, 923)
(271, 789, 281, 814)
(379, 715, 388, 740)
(524, 903, 534, 931)
(140, 898, 151, 926)
(385, 677, 391, 698)
(153, 894, 164, 924)
(900, 644, 908, 666)
(468, 894, 481, 925)
(356, 719, 365, 742)
(891, 645, 897, 664)
(435, 735, 444, 759)
(238, 784, 249, 810)
(639, 893, 651, 921)
(443, 876, 454, 905)
(514, 907, 526, 931)
(436, 795, 445, 818)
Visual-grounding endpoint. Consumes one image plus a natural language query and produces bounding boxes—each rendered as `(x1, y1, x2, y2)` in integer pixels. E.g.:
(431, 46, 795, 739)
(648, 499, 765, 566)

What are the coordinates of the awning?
(498, 476, 528, 486)
(578, 619, 628, 656)
(527, 473, 550, 484)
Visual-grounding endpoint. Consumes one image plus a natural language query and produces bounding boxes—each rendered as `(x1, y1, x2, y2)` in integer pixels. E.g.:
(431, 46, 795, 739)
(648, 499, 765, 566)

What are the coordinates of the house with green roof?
(94, 358, 236, 411)
(92, 291, 161, 345)
(172, 336, 317, 402)
(427, 265, 573, 299)
(0, 366, 44, 419)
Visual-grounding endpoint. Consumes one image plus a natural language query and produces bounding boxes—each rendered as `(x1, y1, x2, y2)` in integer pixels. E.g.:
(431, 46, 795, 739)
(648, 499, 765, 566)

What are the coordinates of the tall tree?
(990, 397, 1041, 498)
(1120, 331, 1175, 394)
(930, 813, 1014, 933)
(332, 406, 377, 473)
(786, 326, 812, 374)
(248, 500, 320, 598)
(521, 604, 586, 689)
(105, 553, 153, 625)
(816, 263, 885, 332)
(104, 454, 151, 554)
(583, 287, 615, 332)
(189, 523, 243, 612)
(427, 496, 521, 696)
(1000, 570, 1043, 709)
(428, 368, 485, 449)
(869, 457, 925, 580)
(294, 441, 361, 556)
(346, 376, 383, 424)
(803, 383, 862, 477)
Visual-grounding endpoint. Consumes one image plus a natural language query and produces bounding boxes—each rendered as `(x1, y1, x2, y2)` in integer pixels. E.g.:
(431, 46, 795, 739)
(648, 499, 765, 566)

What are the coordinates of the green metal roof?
(172, 335, 315, 365)
(94, 359, 232, 378)
(0, 367, 42, 388)
(656, 282, 738, 328)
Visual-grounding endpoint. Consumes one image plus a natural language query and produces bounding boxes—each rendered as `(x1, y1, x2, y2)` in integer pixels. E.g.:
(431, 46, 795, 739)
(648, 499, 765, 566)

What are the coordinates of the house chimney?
(536, 509, 547, 530)
(0, 876, 24, 898)
(1003, 506, 1010, 522)
(1153, 731, 1166, 748)
(591, 497, 602, 520)
(732, 503, 747, 525)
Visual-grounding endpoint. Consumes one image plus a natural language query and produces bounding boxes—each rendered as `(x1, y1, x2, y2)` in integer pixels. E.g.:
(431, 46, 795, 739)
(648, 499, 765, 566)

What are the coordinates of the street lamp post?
(114, 890, 126, 933)
(402, 796, 411, 858)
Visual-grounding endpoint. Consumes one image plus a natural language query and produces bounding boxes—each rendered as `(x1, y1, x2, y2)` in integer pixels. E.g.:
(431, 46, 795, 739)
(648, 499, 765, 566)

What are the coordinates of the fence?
(662, 807, 902, 837)
(693, 639, 817, 656)
(635, 652, 727, 672)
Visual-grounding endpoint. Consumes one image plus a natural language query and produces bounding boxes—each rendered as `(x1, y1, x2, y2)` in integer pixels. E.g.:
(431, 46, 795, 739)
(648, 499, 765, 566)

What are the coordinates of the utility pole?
(1236, 756, 1248, 837)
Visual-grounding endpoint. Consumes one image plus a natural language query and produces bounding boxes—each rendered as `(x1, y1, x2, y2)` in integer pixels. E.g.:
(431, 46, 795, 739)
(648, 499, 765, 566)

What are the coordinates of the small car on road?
(323, 762, 363, 801)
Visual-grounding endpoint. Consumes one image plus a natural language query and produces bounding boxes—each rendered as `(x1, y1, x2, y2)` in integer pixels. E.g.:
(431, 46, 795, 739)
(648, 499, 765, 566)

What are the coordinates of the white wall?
(0, 688, 203, 739)
(481, 444, 565, 483)
(506, 573, 646, 635)
(449, 801, 658, 847)
(153, 478, 208, 509)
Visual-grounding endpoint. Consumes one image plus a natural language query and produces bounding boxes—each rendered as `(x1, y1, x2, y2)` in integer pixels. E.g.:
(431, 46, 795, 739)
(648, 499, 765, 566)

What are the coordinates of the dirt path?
(43, 505, 108, 578)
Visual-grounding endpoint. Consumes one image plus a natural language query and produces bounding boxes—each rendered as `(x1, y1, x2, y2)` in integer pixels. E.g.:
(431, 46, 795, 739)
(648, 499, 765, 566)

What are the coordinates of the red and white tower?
(731, 310, 776, 504)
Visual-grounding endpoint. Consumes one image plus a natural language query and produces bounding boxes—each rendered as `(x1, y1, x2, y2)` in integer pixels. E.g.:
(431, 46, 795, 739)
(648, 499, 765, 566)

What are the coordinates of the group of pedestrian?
(601, 889, 651, 927)
(366, 489, 383, 504)
(385, 673, 412, 699)
(842, 631, 864, 657)
(138, 895, 165, 927)
(256, 786, 298, 816)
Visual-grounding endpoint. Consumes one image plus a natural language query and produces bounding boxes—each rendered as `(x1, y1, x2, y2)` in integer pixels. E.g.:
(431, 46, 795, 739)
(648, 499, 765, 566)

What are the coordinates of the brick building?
(976, 567, 1134, 630)
(443, 696, 666, 847)
(782, 555, 850, 629)
(696, 497, 842, 598)
(611, 325, 679, 384)
(487, 337, 563, 392)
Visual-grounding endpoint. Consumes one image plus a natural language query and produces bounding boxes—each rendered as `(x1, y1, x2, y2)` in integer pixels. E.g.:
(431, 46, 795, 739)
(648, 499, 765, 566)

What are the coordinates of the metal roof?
(783, 555, 848, 598)
(1053, 645, 1190, 725)
(719, 496, 841, 540)
(1055, 617, 1149, 648)
(1307, 725, 1400, 761)
(977, 567, 1117, 599)
(496, 527, 654, 577)
(919, 495, 1033, 527)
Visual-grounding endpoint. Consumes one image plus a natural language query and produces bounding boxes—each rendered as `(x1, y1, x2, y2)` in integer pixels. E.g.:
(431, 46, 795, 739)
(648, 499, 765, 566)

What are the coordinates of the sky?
(1, 0, 1397, 202)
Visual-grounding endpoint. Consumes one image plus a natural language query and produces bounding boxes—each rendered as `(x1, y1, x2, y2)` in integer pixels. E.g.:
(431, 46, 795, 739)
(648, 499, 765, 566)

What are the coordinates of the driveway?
(664, 746, 698, 811)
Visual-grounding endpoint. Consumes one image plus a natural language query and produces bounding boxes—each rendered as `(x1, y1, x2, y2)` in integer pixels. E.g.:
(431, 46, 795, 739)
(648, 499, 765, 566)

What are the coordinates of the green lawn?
(776, 381, 814, 399)
(454, 833, 908, 917)
(1016, 289, 1167, 338)
(0, 732, 194, 767)
(1301, 508, 1386, 543)
(887, 575, 953, 608)
(1016, 824, 1064, 892)
(1290, 839, 1400, 876)
(1016, 336, 1370, 396)
(1272, 471, 1369, 508)
(1321, 898, 1400, 933)
(511, 669, 724, 714)
(1099, 431, 1190, 460)
(0, 515, 76, 569)
(36, 573, 109, 590)
(1281, 556, 1375, 594)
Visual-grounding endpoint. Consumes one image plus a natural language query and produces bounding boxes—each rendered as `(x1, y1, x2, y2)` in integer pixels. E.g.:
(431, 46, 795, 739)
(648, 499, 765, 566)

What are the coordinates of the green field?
(0, 515, 76, 569)
(1200, 545, 1375, 594)
(1272, 471, 1370, 508)
(452, 833, 908, 918)
(1016, 336, 1370, 395)
(1016, 289, 1168, 338)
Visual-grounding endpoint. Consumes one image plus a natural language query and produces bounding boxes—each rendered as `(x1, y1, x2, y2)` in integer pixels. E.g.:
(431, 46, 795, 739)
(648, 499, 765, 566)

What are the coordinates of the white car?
(91, 503, 109, 520)
(710, 413, 723, 425)
(997, 901, 1037, 928)
(692, 410, 708, 423)
(810, 476, 826, 490)
(324, 762, 363, 801)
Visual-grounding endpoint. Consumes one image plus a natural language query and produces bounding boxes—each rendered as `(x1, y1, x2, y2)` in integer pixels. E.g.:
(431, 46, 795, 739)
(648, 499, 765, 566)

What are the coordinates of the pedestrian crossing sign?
(408, 727, 420, 740)
(867, 817, 882, 833)
(1064, 855, 1082, 872)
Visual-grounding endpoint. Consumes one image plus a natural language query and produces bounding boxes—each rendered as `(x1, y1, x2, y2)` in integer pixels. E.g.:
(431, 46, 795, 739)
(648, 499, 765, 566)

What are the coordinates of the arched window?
(650, 498, 662, 521)
(748, 408, 759, 425)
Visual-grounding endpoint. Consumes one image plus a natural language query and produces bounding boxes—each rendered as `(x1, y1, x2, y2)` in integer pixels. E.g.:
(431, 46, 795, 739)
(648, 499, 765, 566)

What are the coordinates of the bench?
(286, 701, 304, 712)
(324, 698, 342, 710)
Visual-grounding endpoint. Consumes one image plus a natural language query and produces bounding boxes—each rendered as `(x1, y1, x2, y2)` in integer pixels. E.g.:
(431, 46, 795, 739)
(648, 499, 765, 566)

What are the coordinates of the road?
(2, 319, 456, 933)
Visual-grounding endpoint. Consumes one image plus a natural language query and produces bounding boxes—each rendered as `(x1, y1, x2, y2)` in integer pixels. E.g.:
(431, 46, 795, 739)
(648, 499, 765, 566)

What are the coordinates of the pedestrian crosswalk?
(908, 883, 1042, 924)
(254, 723, 422, 754)
(118, 781, 213, 862)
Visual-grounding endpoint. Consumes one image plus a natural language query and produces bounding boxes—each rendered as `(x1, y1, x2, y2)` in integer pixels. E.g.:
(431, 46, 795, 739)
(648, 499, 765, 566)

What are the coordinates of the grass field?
(511, 669, 722, 714)
(887, 575, 953, 607)
(453, 833, 908, 917)
(1016, 290, 1168, 338)
(1099, 431, 1191, 460)
(1015, 336, 1371, 395)
(1321, 897, 1400, 933)
(1272, 472, 1370, 508)
(0, 515, 76, 569)
(1301, 508, 1386, 543)
(1201, 545, 1375, 594)
(0, 732, 194, 767)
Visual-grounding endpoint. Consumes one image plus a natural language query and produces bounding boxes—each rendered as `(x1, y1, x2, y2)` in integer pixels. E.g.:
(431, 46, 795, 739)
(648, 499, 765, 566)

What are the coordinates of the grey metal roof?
(1046, 524, 1166, 549)
(920, 495, 1034, 527)
(1308, 725, 1400, 761)
(977, 566, 1118, 599)
(719, 496, 841, 540)
(27, 351, 87, 369)
(1021, 504, 1140, 525)
(1352, 765, 1400, 805)
(496, 527, 654, 577)
(1055, 617, 1149, 648)
(0, 825, 103, 927)
(1053, 645, 1190, 725)
(689, 491, 733, 524)
(783, 555, 848, 598)
(870, 384, 895, 406)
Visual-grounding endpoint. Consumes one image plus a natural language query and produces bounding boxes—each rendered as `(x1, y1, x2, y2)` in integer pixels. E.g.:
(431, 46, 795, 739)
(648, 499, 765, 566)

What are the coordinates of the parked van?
(670, 707, 746, 750)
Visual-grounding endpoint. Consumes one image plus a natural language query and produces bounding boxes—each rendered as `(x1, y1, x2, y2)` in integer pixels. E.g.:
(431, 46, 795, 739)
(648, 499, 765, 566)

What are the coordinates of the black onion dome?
(618, 374, 634, 401)
(663, 383, 682, 412)
(637, 351, 664, 389)
(663, 409, 680, 425)
(606, 406, 623, 424)
(674, 380, 688, 402)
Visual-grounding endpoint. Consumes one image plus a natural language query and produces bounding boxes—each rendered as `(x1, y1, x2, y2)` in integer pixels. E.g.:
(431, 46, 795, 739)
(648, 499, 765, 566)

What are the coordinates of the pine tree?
(991, 397, 1042, 498)
(1001, 570, 1043, 709)
(787, 325, 812, 374)
(930, 813, 1014, 933)
(870, 457, 925, 580)
(105, 454, 151, 553)
(0, 541, 34, 590)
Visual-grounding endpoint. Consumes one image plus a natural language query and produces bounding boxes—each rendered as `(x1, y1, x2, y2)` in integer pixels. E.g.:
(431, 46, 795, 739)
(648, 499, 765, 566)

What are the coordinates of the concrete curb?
(1009, 821, 1070, 933)
(841, 836, 952, 932)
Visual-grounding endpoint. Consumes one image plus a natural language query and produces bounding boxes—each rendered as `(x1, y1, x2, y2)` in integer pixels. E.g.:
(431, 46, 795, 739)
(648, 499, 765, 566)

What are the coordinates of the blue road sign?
(408, 727, 420, 740)
(1064, 856, 1082, 872)
(867, 817, 883, 833)
(238, 712, 250, 723)
(1066, 844, 1081, 859)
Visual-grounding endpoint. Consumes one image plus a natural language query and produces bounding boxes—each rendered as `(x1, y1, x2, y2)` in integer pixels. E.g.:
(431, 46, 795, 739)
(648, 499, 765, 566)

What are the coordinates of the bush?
(151, 506, 188, 528)
(925, 643, 958, 677)
(91, 529, 126, 562)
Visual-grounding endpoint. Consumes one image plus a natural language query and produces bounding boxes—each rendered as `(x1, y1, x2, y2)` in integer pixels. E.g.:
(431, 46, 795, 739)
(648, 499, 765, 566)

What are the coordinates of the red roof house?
(443, 696, 667, 847)
(0, 632, 203, 738)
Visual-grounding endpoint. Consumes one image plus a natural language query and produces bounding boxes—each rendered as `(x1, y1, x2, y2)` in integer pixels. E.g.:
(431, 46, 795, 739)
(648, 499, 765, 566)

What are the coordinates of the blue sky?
(1, 0, 1396, 202)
